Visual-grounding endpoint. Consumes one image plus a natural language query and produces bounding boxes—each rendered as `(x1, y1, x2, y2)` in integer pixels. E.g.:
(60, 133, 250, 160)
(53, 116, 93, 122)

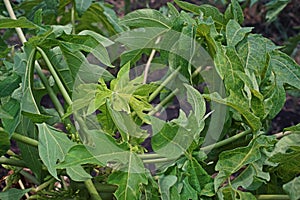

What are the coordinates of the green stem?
(37, 47, 72, 105)
(34, 63, 65, 117)
(0, 157, 26, 168)
(20, 169, 39, 185)
(148, 88, 179, 116)
(71, 5, 76, 34)
(138, 153, 166, 159)
(143, 157, 176, 164)
(11, 133, 38, 147)
(200, 129, 252, 152)
(33, 177, 55, 192)
(94, 183, 117, 193)
(84, 179, 103, 200)
(148, 67, 180, 102)
(256, 195, 290, 200)
(3, 0, 27, 44)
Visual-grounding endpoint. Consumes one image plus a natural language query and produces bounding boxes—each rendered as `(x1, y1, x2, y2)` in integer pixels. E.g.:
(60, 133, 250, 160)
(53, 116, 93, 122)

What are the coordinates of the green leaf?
(75, 0, 92, 16)
(66, 166, 92, 182)
(60, 33, 113, 68)
(78, 3, 123, 35)
(116, 27, 165, 65)
(0, 72, 21, 97)
(79, 30, 114, 47)
(37, 123, 75, 179)
(184, 84, 206, 127)
(0, 17, 37, 28)
(181, 178, 198, 200)
(226, 20, 252, 47)
(204, 92, 261, 132)
(158, 175, 177, 200)
(0, 129, 10, 157)
(120, 9, 172, 29)
(108, 158, 148, 200)
(16, 116, 44, 181)
(224, 0, 244, 24)
(270, 50, 300, 89)
(0, 188, 31, 200)
(283, 176, 300, 200)
(0, 107, 13, 120)
(174, 0, 225, 28)
(217, 186, 256, 200)
(184, 158, 213, 195)
(215, 135, 273, 191)
(269, 133, 300, 181)
(284, 123, 300, 132)
(106, 101, 148, 142)
(266, 0, 290, 23)
(21, 48, 40, 116)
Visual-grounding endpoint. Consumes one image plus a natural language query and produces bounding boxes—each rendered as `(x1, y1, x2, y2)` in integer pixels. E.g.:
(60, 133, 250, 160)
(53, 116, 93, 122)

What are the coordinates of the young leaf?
(37, 123, 75, 179)
(120, 9, 172, 29)
(283, 176, 300, 200)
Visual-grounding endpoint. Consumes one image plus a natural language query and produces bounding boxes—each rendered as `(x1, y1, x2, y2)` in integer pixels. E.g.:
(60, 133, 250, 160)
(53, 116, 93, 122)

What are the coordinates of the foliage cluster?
(0, 0, 300, 200)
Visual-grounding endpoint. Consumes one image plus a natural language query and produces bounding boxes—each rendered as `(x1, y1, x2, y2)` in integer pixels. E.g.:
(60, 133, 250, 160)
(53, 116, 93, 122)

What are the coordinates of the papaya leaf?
(37, 123, 75, 179)
(0, 188, 31, 200)
(283, 176, 300, 200)
(120, 9, 172, 29)
(74, 0, 92, 16)
(0, 17, 37, 28)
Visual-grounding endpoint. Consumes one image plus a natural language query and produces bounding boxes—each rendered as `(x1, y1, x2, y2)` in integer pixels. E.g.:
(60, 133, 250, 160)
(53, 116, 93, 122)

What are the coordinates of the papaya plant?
(0, 0, 300, 200)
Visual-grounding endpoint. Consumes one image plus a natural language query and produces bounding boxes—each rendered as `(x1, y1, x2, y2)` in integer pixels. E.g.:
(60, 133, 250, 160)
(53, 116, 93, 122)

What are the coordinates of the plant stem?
(33, 177, 55, 192)
(143, 37, 161, 84)
(37, 47, 72, 105)
(94, 183, 117, 193)
(71, 5, 76, 34)
(256, 195, 290, 200)
(3, 0, 27, 44)
(34, 64, 65, 117)
(84, 179, 103, 200)
(200, 129, 252, 152)
(11, 133, 38, 147)
(148, 67, 180, 102)
(0, 157, 26, 168)
(143, 157, 176, 164)
(138, 153, 166, 159)
(20, 169, 39, 185)
(148, 88, 179, 116)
